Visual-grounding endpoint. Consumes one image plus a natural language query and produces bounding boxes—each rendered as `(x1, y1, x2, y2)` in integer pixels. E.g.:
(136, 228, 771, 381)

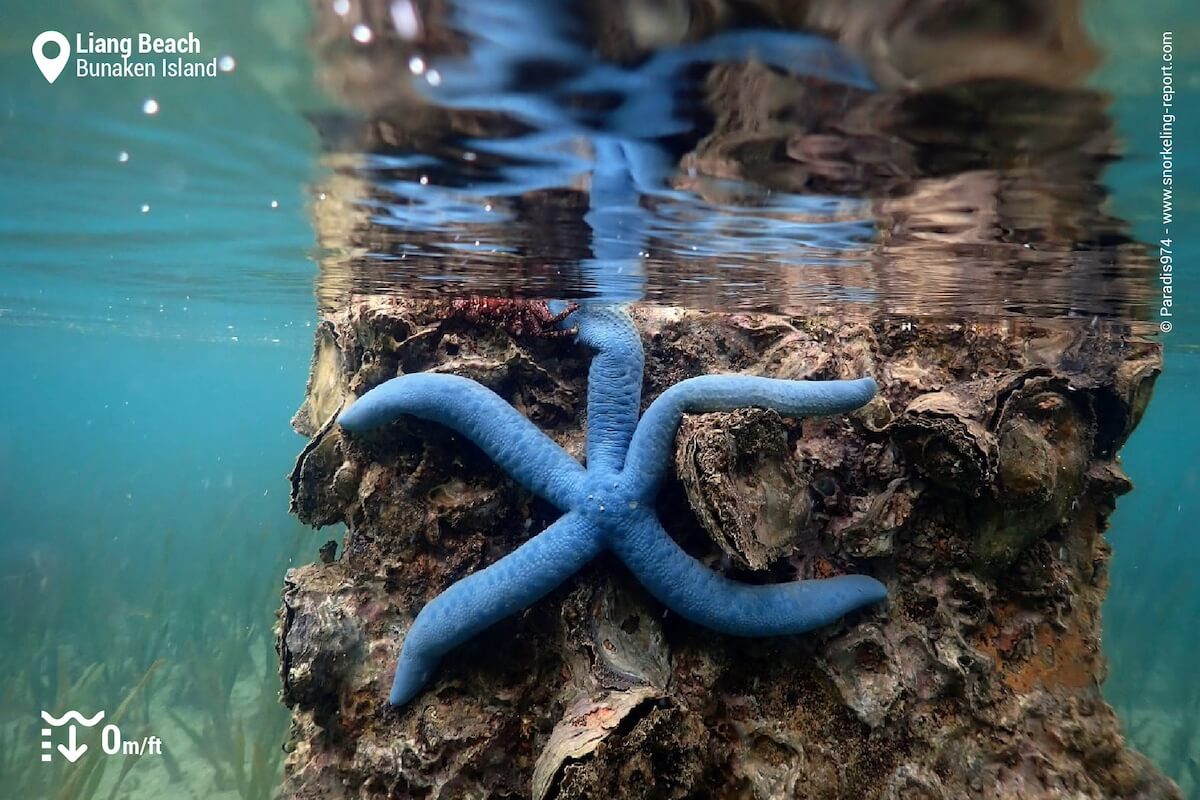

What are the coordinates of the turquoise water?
(1, 1, 1198, 798)
(1105, 349, 1200, 791)
(1090, 6, 1200, 792)
(1, 2, 323, 796)
(0, 327, 311, 798)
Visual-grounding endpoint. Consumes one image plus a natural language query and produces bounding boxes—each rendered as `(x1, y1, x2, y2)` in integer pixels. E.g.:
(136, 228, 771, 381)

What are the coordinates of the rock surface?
(278, 297, 1178, 799)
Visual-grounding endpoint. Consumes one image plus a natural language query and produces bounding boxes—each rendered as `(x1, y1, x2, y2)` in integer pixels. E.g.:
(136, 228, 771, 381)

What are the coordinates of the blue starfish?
(339, 306, 887, 706)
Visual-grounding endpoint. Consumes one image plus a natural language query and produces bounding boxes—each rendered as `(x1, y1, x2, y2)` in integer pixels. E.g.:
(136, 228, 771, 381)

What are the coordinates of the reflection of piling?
(304, 0, 1152, 321)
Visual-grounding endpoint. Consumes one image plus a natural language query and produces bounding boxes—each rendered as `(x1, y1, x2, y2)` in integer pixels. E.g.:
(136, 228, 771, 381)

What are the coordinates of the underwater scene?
(1, 1, 1196, 798)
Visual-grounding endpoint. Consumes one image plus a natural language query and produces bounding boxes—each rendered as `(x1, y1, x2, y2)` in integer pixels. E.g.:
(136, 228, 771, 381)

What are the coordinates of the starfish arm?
(339, 373, 585, 509)
(621, 374, 876, 499)
(612, 513, 887, 637)
(574, 307, 645, 473)
(389, 512, 602, 706)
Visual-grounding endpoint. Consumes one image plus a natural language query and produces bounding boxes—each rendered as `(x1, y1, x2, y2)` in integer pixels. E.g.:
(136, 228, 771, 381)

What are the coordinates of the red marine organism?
(447, 297, 579, 338)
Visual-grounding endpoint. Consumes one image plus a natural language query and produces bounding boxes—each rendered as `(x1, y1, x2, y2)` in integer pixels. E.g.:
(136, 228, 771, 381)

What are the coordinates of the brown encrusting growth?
(279, 297, 1178, 799)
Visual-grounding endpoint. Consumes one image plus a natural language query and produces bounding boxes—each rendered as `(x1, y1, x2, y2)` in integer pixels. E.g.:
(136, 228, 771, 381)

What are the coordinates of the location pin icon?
(32, 31, 70, 84)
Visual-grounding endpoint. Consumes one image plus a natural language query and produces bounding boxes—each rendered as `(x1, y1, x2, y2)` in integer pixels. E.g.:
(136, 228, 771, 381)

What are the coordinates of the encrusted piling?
(279, 298, 1177, 799)
(281, 1, 1178, 795)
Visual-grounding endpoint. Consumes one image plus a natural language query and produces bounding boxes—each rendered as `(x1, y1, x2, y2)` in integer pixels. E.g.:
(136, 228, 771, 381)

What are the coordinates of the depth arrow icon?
(57, 726, 87, 763)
